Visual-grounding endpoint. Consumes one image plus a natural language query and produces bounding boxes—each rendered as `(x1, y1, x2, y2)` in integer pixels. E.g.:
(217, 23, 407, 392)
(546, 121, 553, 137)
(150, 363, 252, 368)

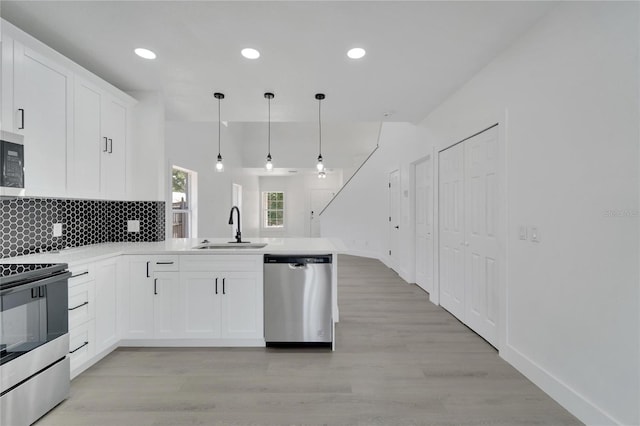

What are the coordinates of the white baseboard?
(119, 338, 266, 347)
(501, 343, 621, 426)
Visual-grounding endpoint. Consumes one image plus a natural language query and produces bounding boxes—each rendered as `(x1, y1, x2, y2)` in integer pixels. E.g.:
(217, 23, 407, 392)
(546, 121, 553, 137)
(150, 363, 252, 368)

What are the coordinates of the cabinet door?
(126, 258, 154, 338)
(153, 272, 184, 338)
(69, 77, 102, 197)
(95, 258, 119, 353)
(180, 272, 221, 339)
(13, 42, 70, 197)
(101, 96, 127, 199)
(220, 272, 262, 339)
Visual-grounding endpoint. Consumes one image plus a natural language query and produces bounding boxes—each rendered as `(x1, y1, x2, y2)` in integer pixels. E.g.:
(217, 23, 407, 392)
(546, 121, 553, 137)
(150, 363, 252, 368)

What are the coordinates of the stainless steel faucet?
(228, 206, 242, 243)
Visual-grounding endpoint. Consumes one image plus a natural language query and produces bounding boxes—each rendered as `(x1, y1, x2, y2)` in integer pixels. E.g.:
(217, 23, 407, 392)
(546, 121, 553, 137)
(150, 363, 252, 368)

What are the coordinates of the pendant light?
(315, 93, 325, 174)
(265, 92, 274, 171)
(214, 92, 225, 172)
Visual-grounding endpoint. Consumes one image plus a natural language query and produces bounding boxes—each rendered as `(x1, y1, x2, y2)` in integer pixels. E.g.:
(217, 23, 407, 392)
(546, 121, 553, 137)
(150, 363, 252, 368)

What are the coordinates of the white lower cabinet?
(68, 320, 95, 378)
(124, 256, 182, 339)
(94, 258, 119, 353)
(181, 272, 220, 338)
(123, 254, 263, 343)
(180, 255, 263, 341)
(67, 263, 96, 379)
(153, 272, 184, 338)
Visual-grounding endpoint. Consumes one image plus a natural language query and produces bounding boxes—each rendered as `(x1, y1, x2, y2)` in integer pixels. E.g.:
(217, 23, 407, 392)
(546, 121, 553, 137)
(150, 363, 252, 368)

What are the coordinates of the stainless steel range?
(0, 263, 71, 425)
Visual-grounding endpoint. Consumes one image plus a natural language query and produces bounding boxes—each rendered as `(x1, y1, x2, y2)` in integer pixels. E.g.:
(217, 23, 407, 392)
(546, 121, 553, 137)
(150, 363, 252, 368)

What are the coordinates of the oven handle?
(0, 271, 72, 296)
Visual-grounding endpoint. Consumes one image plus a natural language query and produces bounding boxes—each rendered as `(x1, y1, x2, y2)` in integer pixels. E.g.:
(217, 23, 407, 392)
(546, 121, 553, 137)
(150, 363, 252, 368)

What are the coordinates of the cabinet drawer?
(151, 257, 180, 272)
(69, 320, 95, 375)
(180, 255, 261, 272)
(68, 263, 95, 287)
(68, 281, 95, 329)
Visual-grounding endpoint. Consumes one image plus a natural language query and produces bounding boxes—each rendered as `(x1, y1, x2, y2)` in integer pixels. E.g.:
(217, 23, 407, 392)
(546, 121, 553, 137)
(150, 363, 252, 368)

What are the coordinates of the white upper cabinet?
(100, 96, 127, 199)
(2, 19, 136, 200)
(70, 78, 128, 199)
(70, 78, 102, 196)
(13, 41, 71, 198)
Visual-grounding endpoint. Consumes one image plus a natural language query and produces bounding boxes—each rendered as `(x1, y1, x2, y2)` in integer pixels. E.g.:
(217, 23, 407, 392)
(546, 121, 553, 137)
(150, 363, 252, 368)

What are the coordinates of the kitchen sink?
(192, 242, 268, 250)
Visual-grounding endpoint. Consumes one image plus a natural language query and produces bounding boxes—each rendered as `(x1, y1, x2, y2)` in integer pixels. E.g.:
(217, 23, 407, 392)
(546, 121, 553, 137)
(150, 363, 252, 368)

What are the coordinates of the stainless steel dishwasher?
(264, 254, 332, 345)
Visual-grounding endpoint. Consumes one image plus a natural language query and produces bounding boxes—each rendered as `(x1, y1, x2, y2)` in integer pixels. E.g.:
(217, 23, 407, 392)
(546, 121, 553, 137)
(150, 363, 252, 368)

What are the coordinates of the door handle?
(18, 108, 24, 129)
(103, 137, 108, 152)
(108, 138, 113, 153)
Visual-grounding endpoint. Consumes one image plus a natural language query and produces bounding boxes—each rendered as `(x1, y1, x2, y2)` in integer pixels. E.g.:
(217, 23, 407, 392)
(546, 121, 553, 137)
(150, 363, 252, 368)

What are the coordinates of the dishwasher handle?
(288, 263, 307, 269)
(264, 254, 332, 264)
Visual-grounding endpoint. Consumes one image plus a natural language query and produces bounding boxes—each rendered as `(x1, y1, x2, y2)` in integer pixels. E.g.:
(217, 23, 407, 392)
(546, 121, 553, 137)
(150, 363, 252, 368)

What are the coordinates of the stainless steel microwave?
(0, 131, 25, 196)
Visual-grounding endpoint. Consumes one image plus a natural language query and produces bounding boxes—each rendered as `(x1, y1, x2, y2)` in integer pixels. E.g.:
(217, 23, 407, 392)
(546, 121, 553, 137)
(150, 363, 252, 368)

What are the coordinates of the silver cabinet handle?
(108, 138, 113, 153)
(69, 341, 89, 354)
(154, 278, 158, 295)
(71, 271, 89, 278)
(215, 278, 218, 295)
(18, 108, 24, 129)
(222, 278, 226, 295)
(103, 137, 108, 152)
(69, 301, 89, 311)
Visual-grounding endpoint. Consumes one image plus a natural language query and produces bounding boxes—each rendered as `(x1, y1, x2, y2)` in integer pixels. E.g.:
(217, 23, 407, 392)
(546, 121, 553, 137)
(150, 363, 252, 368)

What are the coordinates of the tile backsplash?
(1, 197, 165, 259)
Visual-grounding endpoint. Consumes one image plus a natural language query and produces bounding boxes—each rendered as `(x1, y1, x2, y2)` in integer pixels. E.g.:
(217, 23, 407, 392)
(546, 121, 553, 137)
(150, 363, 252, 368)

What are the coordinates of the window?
(172, 167, 194, 238)
(263, 191, 284, 228)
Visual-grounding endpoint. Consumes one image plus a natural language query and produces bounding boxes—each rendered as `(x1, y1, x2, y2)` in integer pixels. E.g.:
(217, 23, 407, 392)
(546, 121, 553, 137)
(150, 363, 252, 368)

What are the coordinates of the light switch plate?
(127, 220, 140, 233)
(519, 226, 527, 240)
(531, 227, 540, 243)
(53, 223, 63, 237)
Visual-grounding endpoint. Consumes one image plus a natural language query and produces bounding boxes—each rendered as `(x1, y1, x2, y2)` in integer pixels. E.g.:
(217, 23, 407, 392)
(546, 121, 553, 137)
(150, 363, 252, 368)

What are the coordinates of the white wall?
(322, 122, 427, 282)
(258, 172, 342, 238)
(322, 2, 639, 425)
(165, 121, 248, 238)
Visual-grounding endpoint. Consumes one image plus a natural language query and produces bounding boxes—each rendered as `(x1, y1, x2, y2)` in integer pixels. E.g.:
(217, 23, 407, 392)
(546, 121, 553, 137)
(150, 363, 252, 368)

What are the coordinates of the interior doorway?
(414, 156, 433, 293)
(388, 170, 400, 271)
(309, 189, 334, 237)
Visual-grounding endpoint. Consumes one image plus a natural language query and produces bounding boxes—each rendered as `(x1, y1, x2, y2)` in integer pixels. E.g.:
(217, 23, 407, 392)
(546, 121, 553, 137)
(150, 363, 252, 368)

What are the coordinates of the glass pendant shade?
(316, 155, 324, 171)
(216, 154, 224, 172)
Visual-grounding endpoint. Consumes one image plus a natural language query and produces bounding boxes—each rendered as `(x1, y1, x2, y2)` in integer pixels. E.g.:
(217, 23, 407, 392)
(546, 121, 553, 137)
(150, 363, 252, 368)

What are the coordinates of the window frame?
(262, 191, 285, 229)
(171, 166, 194, 238)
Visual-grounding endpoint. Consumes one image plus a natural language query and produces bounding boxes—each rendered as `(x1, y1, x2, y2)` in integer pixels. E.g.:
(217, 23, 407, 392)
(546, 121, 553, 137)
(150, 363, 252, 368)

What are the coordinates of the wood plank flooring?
(37, 255, 581, 426)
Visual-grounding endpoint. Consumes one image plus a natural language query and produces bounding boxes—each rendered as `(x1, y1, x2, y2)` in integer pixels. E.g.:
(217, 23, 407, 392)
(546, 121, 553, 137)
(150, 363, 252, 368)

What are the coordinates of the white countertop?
(0, 238, 347, 266)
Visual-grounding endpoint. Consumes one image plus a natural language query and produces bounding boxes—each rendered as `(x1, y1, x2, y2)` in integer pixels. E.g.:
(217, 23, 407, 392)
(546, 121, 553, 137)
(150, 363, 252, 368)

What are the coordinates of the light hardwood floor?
(37, 255, 581, 425)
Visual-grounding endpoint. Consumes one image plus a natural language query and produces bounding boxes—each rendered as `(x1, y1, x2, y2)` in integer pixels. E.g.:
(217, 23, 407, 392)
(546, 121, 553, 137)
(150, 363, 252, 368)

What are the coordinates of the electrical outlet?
(127, 220, 140, 233)
(518, 226, 527, 240)
(531, 227, 540, 243)
(53, 223, 63, 237)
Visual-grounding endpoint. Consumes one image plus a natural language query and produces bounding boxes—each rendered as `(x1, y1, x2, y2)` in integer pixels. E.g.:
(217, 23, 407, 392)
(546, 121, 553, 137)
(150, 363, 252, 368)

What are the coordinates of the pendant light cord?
(268, 96, 271, 156)
(318, 97, 322, 156)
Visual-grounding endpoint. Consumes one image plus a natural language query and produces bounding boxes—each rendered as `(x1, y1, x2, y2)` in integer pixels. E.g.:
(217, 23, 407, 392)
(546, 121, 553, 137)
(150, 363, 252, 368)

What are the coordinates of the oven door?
(0, 273, 69, 366)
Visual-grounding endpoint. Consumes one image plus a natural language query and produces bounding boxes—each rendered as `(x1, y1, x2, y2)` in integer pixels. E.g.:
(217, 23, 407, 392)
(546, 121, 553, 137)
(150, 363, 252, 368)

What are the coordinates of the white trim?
(501, 343, 620, 425)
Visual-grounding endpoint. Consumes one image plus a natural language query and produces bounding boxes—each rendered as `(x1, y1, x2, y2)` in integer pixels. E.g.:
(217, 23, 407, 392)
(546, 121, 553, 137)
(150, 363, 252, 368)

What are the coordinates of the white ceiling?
(1, 1, 555, 124)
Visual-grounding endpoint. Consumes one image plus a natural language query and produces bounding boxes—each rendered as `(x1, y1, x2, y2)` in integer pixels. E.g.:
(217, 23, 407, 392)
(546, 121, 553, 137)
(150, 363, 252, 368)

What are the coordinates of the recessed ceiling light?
(241, 48, 260, 59)
(347, 47, 366, 59)
(134, 48, 156, 60)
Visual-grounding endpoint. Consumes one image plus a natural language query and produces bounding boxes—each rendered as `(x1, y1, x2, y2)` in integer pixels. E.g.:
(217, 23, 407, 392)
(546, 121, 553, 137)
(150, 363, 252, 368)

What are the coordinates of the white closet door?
(438, 143, 465, 320)
(464, 127, 499, 346)
(415, 157, 433, 293)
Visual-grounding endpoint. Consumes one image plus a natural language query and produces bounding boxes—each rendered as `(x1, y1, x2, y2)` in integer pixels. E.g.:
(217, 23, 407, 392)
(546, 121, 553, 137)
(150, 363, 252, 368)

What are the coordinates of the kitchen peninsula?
(1, 238, 344, 379)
